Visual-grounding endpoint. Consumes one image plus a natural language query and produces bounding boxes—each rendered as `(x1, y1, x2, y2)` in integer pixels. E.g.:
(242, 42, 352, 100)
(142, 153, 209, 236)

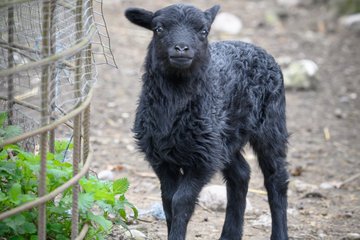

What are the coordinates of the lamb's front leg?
(153, 163, 181, 235)
(169, 167, 214, 240)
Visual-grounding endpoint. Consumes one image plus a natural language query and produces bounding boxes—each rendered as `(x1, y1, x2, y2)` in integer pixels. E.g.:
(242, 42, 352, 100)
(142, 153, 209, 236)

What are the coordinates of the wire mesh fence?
(0, 0, 115, 239)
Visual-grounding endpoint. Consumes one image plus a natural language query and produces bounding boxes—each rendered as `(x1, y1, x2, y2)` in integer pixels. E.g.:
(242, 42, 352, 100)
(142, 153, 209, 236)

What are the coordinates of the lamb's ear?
(204, 5, 220, 24)
(125, 8, 154, 30)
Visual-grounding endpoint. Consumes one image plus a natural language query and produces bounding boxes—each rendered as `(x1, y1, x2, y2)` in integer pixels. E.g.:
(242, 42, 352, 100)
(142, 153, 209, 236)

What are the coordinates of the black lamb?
(125, 4, 289, 240)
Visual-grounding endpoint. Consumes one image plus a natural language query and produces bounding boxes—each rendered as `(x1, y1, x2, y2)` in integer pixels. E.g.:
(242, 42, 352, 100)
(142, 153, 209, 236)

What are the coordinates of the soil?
(90, 0, 360, 239)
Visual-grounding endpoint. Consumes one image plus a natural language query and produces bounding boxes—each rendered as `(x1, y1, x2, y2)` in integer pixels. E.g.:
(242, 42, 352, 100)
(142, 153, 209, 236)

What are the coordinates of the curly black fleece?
(126, 4, 289, 240)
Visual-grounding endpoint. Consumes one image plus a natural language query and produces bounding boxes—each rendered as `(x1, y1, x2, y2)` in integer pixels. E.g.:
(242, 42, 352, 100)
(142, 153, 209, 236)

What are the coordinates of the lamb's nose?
(175, 44, 189, 52)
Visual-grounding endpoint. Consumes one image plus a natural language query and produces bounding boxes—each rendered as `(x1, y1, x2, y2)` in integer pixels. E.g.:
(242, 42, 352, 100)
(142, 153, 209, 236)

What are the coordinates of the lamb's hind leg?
(250, 137, 289, 240)
(220, 152, 250, 240)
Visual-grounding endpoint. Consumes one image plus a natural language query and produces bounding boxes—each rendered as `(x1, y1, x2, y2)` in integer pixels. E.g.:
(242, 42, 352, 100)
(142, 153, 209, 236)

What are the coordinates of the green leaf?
(96, 201, 113, 213)
(3, 125, 23, 140)
(113, 178, 129, 194)
(78, 193, 94, 212)
(0, 161, 17, 176)
(9, 236, 25, 240)
(127, 202, 139, 220)
(0, 222, 11, 235)
(47, 168, 71, 180)
(48, 206, 70, 215)
(55, 234, 69, 240)
(87, 212, 112, 232)
(3, 144, 21, 151)
(0, 191, 7, 202)
(18, 193, 36, 204)
(0, 112, 6, 127)
(8, 183, 22, 204)
(94, 190, 115, 203)
(4, 214, 26, 232)
(0, 149, 8, 160)
(23, 222, 36, 234)
(55, 140, 73, 153)
(48, 223, 64, 233)
(30, 235, 39, 240)
(80, 178, 97, 193)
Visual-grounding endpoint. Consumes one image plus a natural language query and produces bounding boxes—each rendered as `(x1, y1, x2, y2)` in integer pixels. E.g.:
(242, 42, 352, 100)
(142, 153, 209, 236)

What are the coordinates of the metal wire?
(0, 0, 114, 149)
(0, 0, 115, 239)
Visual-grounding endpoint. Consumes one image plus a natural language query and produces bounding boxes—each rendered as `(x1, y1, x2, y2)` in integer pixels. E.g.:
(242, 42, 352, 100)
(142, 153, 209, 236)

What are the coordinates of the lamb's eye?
(154, 26, 164, 34)
(200, 29, 208, 36)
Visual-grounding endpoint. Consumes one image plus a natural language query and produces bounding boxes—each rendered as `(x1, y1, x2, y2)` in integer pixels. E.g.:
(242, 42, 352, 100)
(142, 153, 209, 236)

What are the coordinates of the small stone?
(320, 182, 335, 190)
(283, 59, 318, 90)
(126, 144, 136, 152)
(349, 92, 357, 100)
(121, 112, 130, 119)
(319, 232, 327, 239)
(125, 229, 147, 240)
(289, 179, 318, 193)
(98, 170, 114, 181)
(265, 10, 282, 27)
(199, 185, 227, 211)
(277, 0, 314, 7)
(212, 12, 243, 35)
(251, 214, 271, 227)
(302, 192, 326, 199)
(334, 108, 346, 119)
(199, 185, 253, 213)
(341, 233, 360, 240)
(150, 202, 166, 220)
(106, 102, 117, 108)
(277, 0, 301, 7)
(277, 56, 292, 67)
(290, 165, 304, 177)
(287, 208, 299, 216)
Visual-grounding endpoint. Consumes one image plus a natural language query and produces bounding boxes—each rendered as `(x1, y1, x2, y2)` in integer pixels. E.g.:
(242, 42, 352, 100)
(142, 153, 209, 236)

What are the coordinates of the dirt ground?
(90, 0, 360, 239)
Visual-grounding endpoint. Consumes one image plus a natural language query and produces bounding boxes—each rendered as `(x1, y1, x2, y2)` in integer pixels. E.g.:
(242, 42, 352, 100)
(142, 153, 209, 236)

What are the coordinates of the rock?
(126, 144, 136, 152)
(199, 185, 227, 211)
(276, 0, 314, 7)
(97, 170, 114, 181)
(121, 112, 130, 119)
(334, 108, 347, 119)
(265, 10, 282, 27)
(319, 182, 335, 190)
(341, 233, 360, 240)
(283, 59, 318, 90)
(138, 202, 166, 220)
(251, 214, 271, 227)
(302, 192, 326, 199)
(149, 202, 166, 220)
(277, 56, 292, 67)
(290, 165, 304, 177)
(339, 14, 360, 32)
(124, 229, 147, 240)
(198, 185, 253, 213)
(212, 12, 243, 35)
(289, 179, 318, 193)
(287, 208, 299, 216)
(277, 0, 300, 7)
(349, 92, 357, 100)
(319, 181, 342, 189)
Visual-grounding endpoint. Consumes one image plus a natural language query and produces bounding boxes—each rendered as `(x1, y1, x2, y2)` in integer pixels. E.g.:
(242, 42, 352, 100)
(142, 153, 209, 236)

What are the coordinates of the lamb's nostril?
(175, 45, 189, 52)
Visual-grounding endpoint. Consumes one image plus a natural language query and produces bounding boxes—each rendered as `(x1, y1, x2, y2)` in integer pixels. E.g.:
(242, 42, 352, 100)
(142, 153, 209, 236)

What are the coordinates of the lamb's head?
(125, 4, 220, 70)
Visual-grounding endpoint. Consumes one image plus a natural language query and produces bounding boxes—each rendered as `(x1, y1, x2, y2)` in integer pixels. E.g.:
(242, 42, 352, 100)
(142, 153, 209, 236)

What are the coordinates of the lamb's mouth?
(169, 56, 193, 69)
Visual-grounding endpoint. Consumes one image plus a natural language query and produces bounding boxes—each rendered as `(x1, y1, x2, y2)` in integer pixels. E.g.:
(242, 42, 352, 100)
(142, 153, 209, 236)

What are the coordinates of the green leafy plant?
(0, 113, 137, 239)
(0, 111, 23, 145)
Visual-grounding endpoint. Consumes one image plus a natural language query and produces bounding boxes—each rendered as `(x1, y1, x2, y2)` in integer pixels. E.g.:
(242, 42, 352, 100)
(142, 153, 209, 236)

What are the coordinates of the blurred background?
(91, 0, 360, 239)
